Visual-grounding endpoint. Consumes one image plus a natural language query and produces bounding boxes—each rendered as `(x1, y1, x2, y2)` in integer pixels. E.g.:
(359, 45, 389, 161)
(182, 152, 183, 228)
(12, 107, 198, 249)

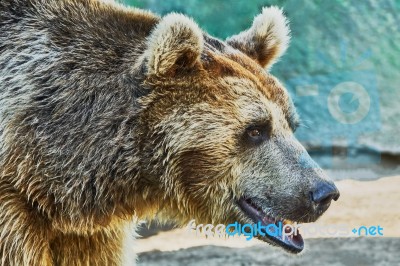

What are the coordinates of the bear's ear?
(226, 7, 290, 70)
(145, 13, 203, 76)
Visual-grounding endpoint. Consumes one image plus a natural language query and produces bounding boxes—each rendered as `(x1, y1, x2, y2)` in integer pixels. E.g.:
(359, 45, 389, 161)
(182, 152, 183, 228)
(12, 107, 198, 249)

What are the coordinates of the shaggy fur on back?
(0, 1, 160, 264)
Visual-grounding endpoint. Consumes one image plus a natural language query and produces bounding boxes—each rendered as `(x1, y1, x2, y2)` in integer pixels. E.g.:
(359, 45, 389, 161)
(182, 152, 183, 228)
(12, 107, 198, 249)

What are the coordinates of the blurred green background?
(121, 0, 400, 176)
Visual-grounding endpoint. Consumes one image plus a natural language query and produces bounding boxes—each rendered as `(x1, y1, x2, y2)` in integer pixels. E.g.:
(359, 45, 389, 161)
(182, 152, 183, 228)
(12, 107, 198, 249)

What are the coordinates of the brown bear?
(0, 0, 339, 265)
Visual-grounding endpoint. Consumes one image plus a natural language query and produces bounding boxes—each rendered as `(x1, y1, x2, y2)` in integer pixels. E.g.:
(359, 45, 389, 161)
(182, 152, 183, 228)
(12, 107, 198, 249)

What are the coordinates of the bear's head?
(136, 7, 339, 253)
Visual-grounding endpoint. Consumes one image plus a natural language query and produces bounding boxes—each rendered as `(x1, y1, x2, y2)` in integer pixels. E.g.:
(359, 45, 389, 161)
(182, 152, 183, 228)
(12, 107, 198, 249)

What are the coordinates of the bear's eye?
(248, 128, 261, 137)
(245, 124, 269, 145)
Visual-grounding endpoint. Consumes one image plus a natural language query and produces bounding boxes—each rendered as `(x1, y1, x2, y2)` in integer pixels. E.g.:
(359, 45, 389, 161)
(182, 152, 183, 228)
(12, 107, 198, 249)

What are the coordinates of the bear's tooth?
(283, 219, 293, 225)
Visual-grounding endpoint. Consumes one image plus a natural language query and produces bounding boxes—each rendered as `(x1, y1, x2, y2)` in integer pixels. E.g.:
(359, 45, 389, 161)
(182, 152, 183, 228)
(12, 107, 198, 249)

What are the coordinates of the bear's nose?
(310, 181, 340, 208)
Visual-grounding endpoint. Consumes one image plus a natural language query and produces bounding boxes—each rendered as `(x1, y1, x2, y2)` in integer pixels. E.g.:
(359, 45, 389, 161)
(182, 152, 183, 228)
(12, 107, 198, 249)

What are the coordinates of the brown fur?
(0, 1, 338, 265)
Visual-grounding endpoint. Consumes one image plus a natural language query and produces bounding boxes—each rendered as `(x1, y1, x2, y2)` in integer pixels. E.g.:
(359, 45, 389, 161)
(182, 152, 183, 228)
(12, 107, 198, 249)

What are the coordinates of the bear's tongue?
(237, 198, 304, 253)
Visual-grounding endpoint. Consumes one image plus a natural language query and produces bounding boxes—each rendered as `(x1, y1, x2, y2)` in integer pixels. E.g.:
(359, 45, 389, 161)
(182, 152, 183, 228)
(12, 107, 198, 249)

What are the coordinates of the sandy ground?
(136, 175, 400, 253)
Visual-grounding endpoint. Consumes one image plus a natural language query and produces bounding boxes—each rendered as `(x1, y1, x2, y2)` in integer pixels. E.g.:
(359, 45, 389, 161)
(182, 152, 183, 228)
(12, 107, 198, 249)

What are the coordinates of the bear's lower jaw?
(236, 197, 304, 254)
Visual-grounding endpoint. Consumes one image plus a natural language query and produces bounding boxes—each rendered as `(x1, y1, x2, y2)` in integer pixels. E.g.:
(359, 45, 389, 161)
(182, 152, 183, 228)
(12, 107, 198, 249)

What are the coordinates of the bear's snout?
(309, 180, 340, 213)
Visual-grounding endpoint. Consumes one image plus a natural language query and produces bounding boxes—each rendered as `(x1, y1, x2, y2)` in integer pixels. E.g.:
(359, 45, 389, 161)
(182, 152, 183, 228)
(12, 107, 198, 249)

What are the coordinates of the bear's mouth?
(236, 197, 304, 253)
